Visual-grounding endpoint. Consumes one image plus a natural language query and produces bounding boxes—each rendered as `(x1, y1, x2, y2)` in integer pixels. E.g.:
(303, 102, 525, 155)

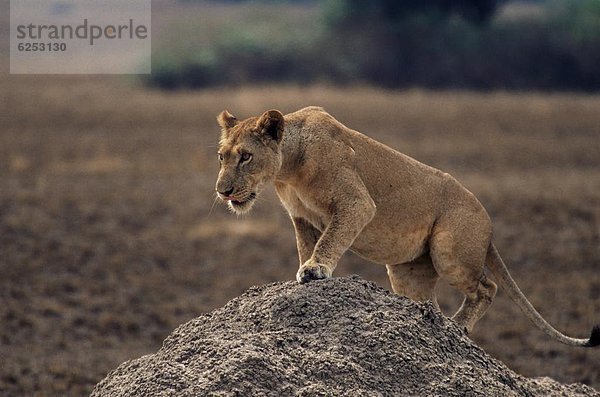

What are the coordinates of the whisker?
(253, 194, 267, 203)
(208, 193, 220, 217)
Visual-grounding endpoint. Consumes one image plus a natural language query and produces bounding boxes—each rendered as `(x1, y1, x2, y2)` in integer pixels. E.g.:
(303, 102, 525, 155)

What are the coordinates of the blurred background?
(1, 0, 599, 395)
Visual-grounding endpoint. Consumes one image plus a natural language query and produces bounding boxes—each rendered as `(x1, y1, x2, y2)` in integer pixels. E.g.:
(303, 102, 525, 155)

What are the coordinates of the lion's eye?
(240, 152, 252, 163)
(217, 153, 224, 162)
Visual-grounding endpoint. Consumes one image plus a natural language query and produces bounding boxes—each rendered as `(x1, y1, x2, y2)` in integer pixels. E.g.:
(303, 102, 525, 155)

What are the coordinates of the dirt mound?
(91, 276, 598, 397)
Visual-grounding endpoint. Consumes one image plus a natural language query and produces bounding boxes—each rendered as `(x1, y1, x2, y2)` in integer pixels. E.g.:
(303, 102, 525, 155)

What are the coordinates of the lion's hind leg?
(386, 255, 440, 310)
(451, 273, 497, 333)
(429, 212, 497, 334)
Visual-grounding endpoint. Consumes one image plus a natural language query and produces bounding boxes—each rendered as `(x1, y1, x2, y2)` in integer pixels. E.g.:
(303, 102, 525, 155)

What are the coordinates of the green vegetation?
(146, 0, 600, 90)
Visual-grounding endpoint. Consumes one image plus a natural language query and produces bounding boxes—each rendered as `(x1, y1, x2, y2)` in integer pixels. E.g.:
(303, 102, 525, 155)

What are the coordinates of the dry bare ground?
(1, 74, 600, 395)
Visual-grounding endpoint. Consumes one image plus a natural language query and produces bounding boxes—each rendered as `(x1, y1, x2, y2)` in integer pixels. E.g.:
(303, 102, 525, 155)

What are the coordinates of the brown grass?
(1, 74, 600, 396)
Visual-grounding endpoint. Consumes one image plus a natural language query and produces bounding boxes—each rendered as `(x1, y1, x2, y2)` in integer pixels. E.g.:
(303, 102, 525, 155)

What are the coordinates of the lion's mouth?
(227, 192, 257, 212)
(229, 192, 256, 205)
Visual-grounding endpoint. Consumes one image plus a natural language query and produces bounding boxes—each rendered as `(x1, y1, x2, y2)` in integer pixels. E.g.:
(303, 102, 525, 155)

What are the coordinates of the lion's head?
(215, 109, 284, 214)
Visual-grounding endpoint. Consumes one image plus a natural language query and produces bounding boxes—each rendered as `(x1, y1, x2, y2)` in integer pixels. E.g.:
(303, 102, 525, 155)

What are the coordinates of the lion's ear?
(217, 110, 238, 130)
(256, 109, 284, 144)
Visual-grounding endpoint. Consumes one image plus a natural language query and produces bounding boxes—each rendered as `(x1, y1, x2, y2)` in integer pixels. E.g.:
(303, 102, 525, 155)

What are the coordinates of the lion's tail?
(486, 243, 600, 347)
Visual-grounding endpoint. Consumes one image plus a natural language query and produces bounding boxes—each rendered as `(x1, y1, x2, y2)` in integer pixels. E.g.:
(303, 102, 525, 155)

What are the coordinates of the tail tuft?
(584, 325, 600, 347)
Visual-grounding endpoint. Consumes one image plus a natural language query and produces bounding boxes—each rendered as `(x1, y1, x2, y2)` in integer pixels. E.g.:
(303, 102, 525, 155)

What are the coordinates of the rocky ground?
(92, 276, 599, 397)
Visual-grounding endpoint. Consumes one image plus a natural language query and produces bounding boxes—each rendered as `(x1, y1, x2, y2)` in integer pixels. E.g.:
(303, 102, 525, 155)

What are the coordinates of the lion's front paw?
(296, 263, 332, 284)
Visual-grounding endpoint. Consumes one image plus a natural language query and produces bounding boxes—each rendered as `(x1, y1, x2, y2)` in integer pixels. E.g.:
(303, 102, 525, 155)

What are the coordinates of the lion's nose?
(218, 187, 234, 197)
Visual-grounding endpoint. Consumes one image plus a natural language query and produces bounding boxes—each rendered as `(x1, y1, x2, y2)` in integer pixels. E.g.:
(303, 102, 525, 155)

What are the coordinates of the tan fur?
(215, 107, 599, 346)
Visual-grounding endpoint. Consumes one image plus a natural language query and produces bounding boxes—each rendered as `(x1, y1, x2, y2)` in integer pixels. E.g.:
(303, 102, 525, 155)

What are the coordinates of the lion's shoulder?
(288, 105, 332, 119)
(296, 105, 326, 114)
(285, 106, 343, 134)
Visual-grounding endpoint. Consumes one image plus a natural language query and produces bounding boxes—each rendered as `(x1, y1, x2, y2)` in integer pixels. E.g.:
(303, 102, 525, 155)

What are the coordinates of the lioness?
(215, 106, 599, 347)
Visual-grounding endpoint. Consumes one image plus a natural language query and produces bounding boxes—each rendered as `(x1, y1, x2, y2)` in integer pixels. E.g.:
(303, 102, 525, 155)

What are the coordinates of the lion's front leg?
(293, 217, 331, 283)
(292, 217, 321, 265)
(297, 175, 376, 284)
